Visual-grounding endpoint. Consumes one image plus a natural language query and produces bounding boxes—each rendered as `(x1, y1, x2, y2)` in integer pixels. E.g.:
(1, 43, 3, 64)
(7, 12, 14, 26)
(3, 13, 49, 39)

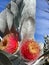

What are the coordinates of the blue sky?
(0, 0, 49, 43)
(0, 0, 10, 12)
(35, 0, 49, 43)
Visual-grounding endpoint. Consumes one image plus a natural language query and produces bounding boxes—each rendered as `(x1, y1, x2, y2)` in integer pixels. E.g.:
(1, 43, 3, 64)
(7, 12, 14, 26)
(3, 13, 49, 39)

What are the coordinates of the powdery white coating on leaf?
(19, 0, 36, 40)
(21, 19, 35, 40)
(6, 8, 14, 30)
(22, 0, 36, 19)
(16, 0, 23, 5)
(0, 19, 6, 33)
(0, 9, 7, 33)
(11, 1, 19, 17)
(0, 7, 14, 32)
(0, 0, 19, 33)
(0, 9, 7, 20)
